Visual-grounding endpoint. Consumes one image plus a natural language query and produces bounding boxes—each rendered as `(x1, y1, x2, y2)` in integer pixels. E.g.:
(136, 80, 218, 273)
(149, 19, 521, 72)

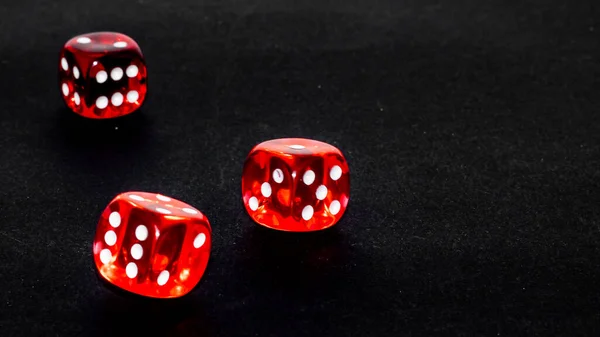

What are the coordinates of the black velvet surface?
(1, 0, 600, 336)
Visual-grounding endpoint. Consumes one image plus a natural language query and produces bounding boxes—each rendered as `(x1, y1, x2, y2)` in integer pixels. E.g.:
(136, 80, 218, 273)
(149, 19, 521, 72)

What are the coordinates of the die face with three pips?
(92, 192, 211, 299)
(242, 138, 350, 232)
(59, 32, 147, 119)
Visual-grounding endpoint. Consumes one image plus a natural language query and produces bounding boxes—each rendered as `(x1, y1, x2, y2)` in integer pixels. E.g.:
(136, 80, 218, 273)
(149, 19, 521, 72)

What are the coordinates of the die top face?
(242, 138, 350, 232)
(117, 192, 209, 220)
(251, 138, 345, 163)
(65, 32, 143, 55)
(59, 32, 147, 119)
(93, 192, 211, 299)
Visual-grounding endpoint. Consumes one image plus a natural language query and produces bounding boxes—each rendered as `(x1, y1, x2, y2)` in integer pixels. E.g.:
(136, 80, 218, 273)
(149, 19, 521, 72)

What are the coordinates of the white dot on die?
(182, 208, 198, 214)
(61, 58, 68, 71)
(77, 37, 91, 44)
(104, 230, 117, 246)
(111, 92, 124, 106)
(273, 168, 284, 183)
(130, 243, 143, 260)
(96, 70, 107, 83)
(329, 200, 341, 215)
(99, 249, 112, 264)
(156, 195, 171, 202)
(289, 144, 305, 149)
(316, 185, 328, 200)
(61, 83, 69, 96)
(261, 182, 272, 197)
(126, 262, 138, 278)
(110, 67, 123, 81)
(156, 207, 172, 214)
(127, 90, 139, 103)
(113, 41, 128, 48)
(109, 212, 121, 227)
(157, 270, 170, 286)
(135, 225, 148, 241)
(248, 196, 258, 211)
(126, 64, 139, 77)
(96, 96, 108, 109)
(330, 165, 342, 181)
(73, 92, 80, 105)
(129, 194, 144, 201)
(73, 66, 80, 79)
(193, 233, 206, 248)
(302, 205, 314, 221)
(303, 170, 315, 185)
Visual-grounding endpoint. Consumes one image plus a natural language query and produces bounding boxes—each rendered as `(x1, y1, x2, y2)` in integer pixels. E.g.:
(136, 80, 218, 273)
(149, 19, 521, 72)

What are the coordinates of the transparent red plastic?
(59, 32, 147, 119)
(92, 192, 211, 298)
(242, 138, 350, 232)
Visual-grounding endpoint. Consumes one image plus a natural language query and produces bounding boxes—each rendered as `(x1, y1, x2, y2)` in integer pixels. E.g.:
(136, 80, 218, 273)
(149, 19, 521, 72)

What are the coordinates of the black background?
(1, 0, 600, 336)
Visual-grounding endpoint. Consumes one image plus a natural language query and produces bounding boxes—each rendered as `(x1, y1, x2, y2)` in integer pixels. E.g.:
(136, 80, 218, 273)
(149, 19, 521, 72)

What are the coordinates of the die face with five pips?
(59, 32, 147, 119)
(242, 138, 350, 232)
(93, 192, 211, 299)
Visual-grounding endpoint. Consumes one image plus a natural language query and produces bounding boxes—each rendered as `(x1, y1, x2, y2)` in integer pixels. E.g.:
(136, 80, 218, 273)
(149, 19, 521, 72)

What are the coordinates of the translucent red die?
(59, 32, 148, 119)
(242, 138, 350, 232)
(92, 192, 211, 298)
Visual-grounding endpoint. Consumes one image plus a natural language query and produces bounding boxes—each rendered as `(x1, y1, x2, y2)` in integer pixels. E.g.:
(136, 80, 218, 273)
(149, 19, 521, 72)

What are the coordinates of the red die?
(92, 192, 211, 298)
(59, 32, 147, 119)
(242, 138, 350, 232)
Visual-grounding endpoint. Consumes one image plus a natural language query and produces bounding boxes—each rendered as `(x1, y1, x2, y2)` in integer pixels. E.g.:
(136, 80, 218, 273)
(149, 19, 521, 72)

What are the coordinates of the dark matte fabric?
(1, 0, 599, 336)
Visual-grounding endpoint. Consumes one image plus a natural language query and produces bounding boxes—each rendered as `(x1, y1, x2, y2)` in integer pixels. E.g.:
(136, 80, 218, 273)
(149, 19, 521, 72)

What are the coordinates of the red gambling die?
(92, 192, 211, 298)
(59, 32, 147, 119)
(242, 138, 350, 232)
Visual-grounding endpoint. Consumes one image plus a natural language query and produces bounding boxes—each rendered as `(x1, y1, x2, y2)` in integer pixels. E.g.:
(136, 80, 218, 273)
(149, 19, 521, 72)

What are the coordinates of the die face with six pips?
(59, 32, 147, 119)
(242, 138, 350, 232)
(93, 192, 211, 299)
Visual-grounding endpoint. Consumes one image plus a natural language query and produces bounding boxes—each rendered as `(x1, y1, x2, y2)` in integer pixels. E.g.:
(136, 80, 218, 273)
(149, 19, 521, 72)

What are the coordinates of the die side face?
(242, 138, 350, 231)
(59, 32, 147, 119)
(93, 192, 211, 298)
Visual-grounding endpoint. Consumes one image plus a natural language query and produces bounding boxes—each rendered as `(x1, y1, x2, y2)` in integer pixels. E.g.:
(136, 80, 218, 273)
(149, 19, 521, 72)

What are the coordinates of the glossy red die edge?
(242, 138, 350, 232)
(93, 192, 211, 299)
(59, 32, 148, 119)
